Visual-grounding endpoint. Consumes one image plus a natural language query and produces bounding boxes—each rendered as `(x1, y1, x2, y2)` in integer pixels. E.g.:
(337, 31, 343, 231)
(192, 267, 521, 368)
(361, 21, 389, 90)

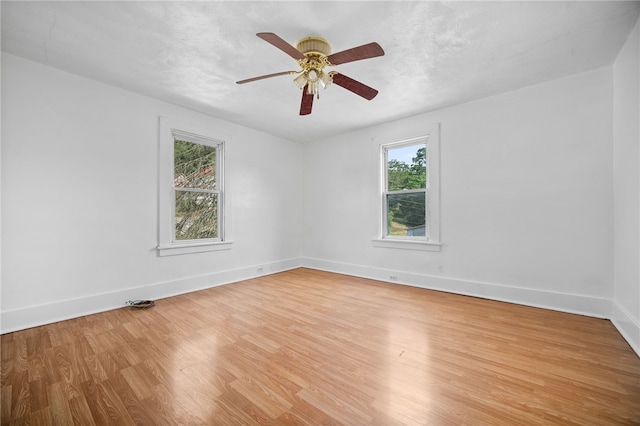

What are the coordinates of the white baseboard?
(301, 257, 612, 319)
(611, 300, 640, 357)
(0, 258, 302, 334)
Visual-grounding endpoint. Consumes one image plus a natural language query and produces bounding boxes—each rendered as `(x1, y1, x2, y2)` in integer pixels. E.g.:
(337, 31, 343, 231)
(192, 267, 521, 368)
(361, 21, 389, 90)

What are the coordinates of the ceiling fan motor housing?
(295, 36, 332, 56)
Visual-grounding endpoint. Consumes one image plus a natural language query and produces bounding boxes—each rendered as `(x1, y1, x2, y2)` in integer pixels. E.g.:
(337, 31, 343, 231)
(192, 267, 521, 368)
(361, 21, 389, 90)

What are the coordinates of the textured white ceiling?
(2, 1, 639, 143)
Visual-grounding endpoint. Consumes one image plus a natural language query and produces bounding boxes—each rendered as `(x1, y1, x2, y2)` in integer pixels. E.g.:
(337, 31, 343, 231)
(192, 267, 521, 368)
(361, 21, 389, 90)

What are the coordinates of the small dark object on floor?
(126, 300, 156, 309)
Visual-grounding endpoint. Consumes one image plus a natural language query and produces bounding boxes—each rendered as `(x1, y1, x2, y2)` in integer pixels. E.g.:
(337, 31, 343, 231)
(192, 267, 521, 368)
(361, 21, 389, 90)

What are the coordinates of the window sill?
(157, 241, 233, 256)
(372, 238, 441, 252)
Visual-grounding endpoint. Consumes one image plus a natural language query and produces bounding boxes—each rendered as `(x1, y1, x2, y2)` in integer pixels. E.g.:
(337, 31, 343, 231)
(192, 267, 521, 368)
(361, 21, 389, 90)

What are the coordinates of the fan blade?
(327, 42, 384, 65)
(257, 32, 305, 60)
(236, 71, 297, 84)
(331, 73, 379, 100)
(300, 85, 314, 115)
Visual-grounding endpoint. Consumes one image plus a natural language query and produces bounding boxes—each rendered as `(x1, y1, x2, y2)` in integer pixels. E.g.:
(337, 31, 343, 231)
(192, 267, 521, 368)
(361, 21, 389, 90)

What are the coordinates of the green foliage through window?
(387, 147, 426, 191)
(174, 140, 217, 190)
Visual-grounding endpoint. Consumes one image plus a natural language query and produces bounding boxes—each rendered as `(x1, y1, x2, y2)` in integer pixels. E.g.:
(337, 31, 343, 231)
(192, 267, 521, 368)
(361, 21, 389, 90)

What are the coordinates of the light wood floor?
(2, 268, 639, 425)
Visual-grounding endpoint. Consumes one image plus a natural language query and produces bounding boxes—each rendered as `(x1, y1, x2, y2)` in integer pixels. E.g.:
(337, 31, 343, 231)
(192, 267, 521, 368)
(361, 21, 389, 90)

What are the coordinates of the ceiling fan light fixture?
(307, 80, 320, 96)
(307, 69, 319, 82)
(320, 71, 333, 88)
(293, 72, 307, 89)
(294, 69, 331, 93)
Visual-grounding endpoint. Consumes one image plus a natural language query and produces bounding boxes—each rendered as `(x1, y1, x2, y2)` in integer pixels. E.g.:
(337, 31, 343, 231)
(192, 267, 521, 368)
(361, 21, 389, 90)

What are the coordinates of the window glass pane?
(387, 192, 426, 236)
(175, 191, 218, 240)
(387, 144, 426, 191)
(174, 139, 217, 190)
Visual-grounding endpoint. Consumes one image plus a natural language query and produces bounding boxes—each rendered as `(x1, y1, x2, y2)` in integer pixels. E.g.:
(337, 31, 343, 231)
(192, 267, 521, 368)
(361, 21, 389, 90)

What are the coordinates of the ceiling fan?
(236, 33, 384, 115)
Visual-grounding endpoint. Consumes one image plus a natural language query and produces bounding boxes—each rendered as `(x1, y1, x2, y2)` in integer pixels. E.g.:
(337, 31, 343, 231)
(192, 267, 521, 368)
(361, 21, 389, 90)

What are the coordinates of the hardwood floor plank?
(119, 367, 153, 401)
(8, 370, 29, 422)
(67, 394, 96, 426)
(29, 407, 53, 426)
(229, 376, 292, 420)
(83, 354, 108, 383)
(153, 355, 226, 422)
(12, 339, 28, 376)
(208, 393, 264, 426)
(106, 372, 143, 424)
(1, 383, 11, 421)
(27, 379, 47, 413)
(80, 378, 132, 425)
(47, 382, 73, 425)
(178, 359, 226, 398)
(2, 268, 639, 424)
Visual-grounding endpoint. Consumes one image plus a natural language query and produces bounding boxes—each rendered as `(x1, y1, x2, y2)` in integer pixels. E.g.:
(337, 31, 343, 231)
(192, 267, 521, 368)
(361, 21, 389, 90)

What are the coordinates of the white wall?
(1, 53, 303, 332)
(613, 18, 640, 355)
(303, 66, 614, 319)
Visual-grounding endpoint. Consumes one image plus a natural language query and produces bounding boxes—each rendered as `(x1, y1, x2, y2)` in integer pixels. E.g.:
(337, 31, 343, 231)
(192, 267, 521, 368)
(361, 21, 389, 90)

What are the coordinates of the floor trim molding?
(611, 300, 640, 357)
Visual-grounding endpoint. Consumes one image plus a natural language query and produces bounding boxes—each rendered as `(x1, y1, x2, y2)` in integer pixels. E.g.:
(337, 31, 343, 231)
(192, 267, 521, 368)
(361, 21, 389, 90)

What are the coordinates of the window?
(173, 137, 220, 240)
(374, 125, 441, 251)
(158, 117, 232, 256)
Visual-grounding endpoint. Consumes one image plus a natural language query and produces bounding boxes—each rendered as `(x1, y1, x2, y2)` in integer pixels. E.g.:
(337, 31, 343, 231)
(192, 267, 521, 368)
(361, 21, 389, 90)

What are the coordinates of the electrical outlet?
(257, 267, 263, 274)
(389, 275, 398, 281)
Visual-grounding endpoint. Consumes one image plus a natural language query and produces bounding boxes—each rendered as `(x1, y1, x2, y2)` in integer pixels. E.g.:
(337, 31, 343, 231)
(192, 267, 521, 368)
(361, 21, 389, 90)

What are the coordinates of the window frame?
(374, 125, 441, 252)
(157, 117, 232, 256)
